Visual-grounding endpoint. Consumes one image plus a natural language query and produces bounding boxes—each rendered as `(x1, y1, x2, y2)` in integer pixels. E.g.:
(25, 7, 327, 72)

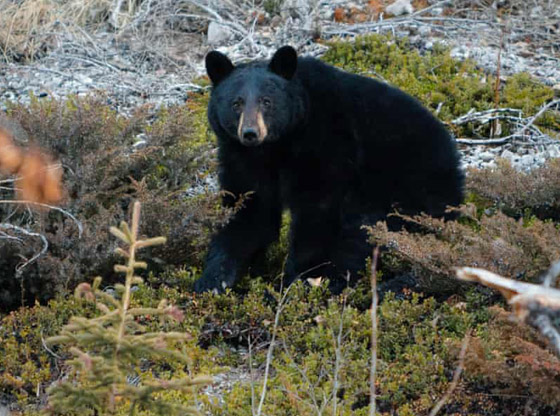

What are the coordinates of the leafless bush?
(468, 158, 560, 220)
(368, 205, 560, 296)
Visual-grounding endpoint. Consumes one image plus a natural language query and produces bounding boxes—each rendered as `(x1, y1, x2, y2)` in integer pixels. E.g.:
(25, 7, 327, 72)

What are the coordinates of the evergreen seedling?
(46, 201, 211, 415)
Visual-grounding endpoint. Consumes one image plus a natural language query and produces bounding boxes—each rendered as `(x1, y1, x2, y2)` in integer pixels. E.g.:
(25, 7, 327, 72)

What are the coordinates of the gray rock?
(519, 154, 534, 168)
(547, 146, 560, 158)
(479, 151, 494, 162)
(386, 0, 414, 16)
(75, 74, 93, 85)
(207, 22, 233, 46)
(431, 7, 444, 16)
(418, 25, 431, 36)
(500, 149, 515, 161)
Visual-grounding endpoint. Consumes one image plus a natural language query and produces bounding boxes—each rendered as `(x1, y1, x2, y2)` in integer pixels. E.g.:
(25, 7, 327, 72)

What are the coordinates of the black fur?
(194, 46, 464, 293)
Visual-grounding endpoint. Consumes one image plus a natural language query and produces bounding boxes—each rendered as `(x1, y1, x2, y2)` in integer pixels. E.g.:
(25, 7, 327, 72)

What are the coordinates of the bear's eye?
(261, 97, 272, 108)
(232, 100, 243, 112)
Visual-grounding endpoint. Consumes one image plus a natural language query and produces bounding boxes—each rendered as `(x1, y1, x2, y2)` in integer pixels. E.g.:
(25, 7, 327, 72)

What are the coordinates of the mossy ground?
(1, 34, 560, 415)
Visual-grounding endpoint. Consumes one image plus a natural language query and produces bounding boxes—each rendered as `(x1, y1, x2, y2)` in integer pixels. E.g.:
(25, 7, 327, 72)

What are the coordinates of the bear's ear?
(269, 46, 298, 80)
(206, 51, 235, 85)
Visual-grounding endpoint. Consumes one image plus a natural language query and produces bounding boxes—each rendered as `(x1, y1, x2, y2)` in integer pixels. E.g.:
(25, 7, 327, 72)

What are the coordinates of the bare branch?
(429, 333, 470, 416)
(256, 283, 293, 416)
(369, 247, 379, 416)
(0, 200, 83, 237)
(456, 265, 560, 356)
(0, 223, 48, 275)
(457, 267, 560, 312)
(455, 99, 560, 145)
(542, 260, 560, 288)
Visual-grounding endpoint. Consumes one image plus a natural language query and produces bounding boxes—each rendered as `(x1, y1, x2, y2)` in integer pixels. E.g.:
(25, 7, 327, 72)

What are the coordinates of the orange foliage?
(367, 0, 384, 16)
(333, 7, 345, 22)
(334, 2, 385, 23)
(0, 128, 63, 205)
(464, 307, 560, 408)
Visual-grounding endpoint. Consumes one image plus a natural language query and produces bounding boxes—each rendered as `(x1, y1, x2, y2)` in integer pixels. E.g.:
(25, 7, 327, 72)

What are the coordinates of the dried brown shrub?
(463, 307, 560, 411)
(0, 95, 228, 311)
(467, 159, 560, 220)
(368, 206, 560, 296)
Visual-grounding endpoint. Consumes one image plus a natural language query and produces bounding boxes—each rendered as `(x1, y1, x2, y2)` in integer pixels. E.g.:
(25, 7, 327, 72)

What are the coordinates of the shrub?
(0, 93, 229, 311)
(462, 307, 560, 414)
(368, 206, 560, 296)
(467, 159, 560, 221)
(322, 35, 559, 138)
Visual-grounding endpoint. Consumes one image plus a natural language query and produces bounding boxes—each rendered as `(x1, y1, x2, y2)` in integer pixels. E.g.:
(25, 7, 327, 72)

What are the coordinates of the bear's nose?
(242, 128, 259, 144)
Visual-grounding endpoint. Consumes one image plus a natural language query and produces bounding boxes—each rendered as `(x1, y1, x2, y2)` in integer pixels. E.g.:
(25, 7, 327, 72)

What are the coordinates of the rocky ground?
(1, 0, 559, 172)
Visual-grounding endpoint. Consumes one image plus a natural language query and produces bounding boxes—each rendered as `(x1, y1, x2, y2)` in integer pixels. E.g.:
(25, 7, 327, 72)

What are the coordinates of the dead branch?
(429, 332, 470, 416)
(0, 200, 83, 237)
(0, 223, 48, 276)
(456, 266, 560, 311)
(110, 0, 125, 29)
(455, 99, 560, 145)
(369, 247, 379, 416)
(456, 262, 560, 355)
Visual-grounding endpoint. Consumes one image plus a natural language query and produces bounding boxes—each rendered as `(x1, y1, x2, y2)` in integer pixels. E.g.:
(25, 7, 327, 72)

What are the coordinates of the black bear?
(194, 45, 464, 294)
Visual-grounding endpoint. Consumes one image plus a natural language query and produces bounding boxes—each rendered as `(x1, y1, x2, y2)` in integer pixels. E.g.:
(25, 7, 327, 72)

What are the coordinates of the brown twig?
(369, 247, 379, 416)
(429, 332, 470, 416)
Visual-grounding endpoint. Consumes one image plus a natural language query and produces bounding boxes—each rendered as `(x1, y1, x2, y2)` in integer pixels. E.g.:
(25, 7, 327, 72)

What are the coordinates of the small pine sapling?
(46, 201, 211, 415)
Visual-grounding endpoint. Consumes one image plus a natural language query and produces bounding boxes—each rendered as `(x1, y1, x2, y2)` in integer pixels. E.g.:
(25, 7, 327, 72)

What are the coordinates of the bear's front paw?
(194, 276, 225, 294)
(194, 265, 237, 294)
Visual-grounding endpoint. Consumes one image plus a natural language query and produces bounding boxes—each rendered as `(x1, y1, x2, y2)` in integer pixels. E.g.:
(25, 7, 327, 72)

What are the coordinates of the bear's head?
(205, 46, 304, 147)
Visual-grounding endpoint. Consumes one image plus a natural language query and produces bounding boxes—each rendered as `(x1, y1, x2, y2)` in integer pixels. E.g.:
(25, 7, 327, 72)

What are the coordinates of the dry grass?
(0, 0, 115, 61)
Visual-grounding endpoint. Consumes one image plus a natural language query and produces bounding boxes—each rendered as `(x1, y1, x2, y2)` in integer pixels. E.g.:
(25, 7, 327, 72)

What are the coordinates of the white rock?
(547, 147, 560, 158)
(530, 6, 543, 18)
(482, 161, 497, 170)
(431, 7, 444, 15)
(418, 25, 431, 36)
(519, 154, 534, 167)
(75, 74, 93, 85)
(500, 149, 515, 161)
(479, 151, 494, 162)
(207, 22, 233, 46)
(386, 0, 414, 16)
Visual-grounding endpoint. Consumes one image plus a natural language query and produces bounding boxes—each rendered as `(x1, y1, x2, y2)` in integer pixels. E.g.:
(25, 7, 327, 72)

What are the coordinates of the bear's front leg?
(195, 184, 281, 293)
(284, 196, 340, 287)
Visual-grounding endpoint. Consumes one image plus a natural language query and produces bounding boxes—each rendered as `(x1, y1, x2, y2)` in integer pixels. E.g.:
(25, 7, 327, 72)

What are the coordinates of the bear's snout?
(241, 127, 259, 145)
(237, 110, 268, 146)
